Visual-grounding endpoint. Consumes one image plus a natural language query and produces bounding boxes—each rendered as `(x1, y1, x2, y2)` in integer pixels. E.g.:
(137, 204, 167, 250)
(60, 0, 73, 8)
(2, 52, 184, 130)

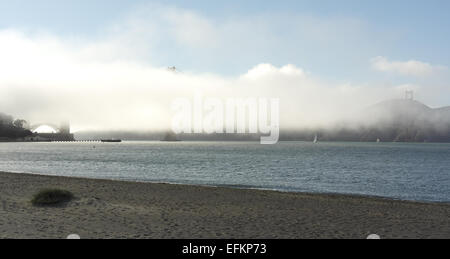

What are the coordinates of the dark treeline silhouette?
(0, 112, 32, 140)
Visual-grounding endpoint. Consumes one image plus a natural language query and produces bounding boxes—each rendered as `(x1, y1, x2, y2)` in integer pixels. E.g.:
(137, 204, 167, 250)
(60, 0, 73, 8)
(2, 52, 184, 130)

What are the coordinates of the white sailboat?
(313, 134, 318, 143)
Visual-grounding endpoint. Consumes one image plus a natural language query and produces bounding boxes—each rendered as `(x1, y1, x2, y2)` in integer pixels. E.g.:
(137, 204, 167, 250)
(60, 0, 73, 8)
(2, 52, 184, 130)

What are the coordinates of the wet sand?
(0, 171, 449, 239)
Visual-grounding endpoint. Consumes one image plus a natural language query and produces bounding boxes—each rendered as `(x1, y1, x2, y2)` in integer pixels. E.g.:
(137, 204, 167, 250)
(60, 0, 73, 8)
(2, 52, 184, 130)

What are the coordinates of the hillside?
(316, 99, 450, 142)
(280, 99, 450, 143)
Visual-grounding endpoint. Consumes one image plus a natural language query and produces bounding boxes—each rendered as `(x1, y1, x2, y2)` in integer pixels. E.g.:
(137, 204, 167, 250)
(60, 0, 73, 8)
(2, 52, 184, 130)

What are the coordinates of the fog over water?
(1, 5, 449, 132)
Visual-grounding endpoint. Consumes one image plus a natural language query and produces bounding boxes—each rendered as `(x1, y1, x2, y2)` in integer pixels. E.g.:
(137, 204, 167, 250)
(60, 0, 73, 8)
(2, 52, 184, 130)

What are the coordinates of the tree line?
(0, 112, 32, 139)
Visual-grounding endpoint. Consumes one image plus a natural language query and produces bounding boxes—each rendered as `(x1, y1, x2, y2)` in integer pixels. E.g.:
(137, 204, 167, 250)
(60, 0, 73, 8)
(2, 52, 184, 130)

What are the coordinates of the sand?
(0, 171, 449, 239)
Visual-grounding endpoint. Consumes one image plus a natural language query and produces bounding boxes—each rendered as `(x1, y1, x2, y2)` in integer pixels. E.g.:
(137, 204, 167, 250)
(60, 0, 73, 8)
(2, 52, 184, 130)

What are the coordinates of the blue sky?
(1, 0, 449, 78)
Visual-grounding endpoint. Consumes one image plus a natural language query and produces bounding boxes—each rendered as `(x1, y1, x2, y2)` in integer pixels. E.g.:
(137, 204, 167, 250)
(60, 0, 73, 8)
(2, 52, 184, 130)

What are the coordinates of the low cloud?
(371, 56, 446, 77)
(0, 29, 403, 132)
(0, 4, 448, 132)
(242, 64, 306, 80)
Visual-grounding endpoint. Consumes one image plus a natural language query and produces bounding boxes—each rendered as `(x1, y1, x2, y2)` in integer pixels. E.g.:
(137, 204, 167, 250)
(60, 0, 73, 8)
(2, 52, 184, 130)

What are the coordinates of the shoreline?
(1, 171, 449, 239)
(3, 170, 449, 205)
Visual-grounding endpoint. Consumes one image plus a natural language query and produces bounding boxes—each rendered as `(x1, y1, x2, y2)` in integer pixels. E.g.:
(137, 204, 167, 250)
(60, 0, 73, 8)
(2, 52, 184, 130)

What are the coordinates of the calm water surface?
(0, 141, 449, 202)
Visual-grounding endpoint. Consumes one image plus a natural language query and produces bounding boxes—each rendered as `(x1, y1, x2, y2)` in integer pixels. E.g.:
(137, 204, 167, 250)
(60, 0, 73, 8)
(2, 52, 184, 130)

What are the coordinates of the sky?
(0, 0, 449, 131)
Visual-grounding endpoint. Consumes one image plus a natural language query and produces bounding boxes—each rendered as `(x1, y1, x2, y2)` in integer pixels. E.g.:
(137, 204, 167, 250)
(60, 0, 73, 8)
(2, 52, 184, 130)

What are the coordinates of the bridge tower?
(405, 90, 414, 100)
(60, 122, 71, 134)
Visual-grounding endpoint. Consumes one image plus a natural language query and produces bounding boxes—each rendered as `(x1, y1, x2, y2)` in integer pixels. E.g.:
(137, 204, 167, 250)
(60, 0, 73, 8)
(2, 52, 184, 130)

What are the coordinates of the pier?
(50, 140, 102, 143)
(24, 122, 121, 143)
(33, 140, 123, 143)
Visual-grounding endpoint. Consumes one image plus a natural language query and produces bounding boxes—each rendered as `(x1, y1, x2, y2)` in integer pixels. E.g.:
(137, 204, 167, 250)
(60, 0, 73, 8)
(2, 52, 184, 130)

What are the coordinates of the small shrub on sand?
(31, 189, 74, 206)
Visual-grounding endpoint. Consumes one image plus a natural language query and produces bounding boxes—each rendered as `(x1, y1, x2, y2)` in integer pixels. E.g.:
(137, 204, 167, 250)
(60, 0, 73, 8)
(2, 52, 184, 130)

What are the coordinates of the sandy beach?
(0, 171, 449, 239)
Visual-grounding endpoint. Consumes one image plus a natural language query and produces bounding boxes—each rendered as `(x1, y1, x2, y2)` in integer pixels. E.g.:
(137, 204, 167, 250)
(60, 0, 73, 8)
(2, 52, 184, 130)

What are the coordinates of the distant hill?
(435, 106, 450, 117)
(279, 99, 450, 143)
(436, 106, 450, 111)
(366, 99, 432, 122)
(305, 99, 450, 143)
